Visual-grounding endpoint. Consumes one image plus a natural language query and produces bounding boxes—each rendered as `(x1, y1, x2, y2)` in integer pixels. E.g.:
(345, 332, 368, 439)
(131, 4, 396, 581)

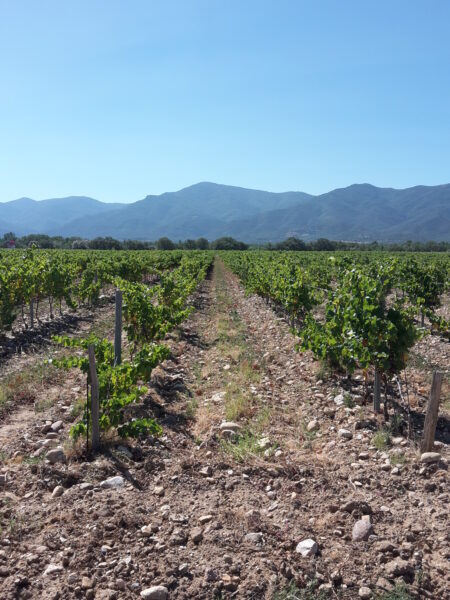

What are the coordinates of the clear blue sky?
(1, 0, 449, 202)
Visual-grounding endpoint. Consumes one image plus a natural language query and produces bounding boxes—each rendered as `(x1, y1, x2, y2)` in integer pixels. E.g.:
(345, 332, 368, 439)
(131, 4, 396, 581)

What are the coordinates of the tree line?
(1, 232, 448, 252)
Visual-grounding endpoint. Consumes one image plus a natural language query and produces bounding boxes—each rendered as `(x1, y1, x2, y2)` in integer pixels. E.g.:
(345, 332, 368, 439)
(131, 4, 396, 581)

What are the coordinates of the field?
(0, 249, 448, 600)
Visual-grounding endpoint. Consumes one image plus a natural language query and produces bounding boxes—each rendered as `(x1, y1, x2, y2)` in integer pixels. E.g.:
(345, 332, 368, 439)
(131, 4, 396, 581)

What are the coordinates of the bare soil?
(0, 260, 448, 600)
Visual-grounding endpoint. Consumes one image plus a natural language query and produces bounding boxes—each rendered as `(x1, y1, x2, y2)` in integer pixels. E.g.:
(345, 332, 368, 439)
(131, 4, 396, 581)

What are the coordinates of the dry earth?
(0, 260, 448, 600)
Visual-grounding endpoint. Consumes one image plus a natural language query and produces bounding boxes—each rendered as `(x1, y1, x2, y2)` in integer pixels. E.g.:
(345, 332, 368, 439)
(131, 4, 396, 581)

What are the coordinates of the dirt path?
(0, 260, 448, 599)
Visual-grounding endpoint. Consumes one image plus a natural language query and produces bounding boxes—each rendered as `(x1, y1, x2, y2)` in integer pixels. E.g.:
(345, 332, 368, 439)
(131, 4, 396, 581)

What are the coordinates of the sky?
(0, 0, 449, 202)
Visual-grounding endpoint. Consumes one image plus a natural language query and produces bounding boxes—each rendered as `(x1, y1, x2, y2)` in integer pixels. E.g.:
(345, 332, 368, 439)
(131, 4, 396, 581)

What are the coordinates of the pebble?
(191, 527, 203, 543)
(359, 586, 372, 598)
(100, 476, 125, 489)
(43, 564, 63, 576)
(420, 452, 441, 464)
(295, 538, 318, 557)
(384, 558, 414, 578)
(307, 419, 319, 432)
(153, 486, 164, 497)
(244, 532, 264, 544)
(140, 586, 168, 600)
(199, 515, 213, 524)
(352, 519, 374, 541)
(334, 394, 344, 406)
(45, 447, 66, 464)
(219, 421, 242, 432)
(258, 437, 271, 449)
(51, 420, 64, 432)
(51, 485, 64, 498)
(338, 429, 353, 440)
(199, 466, 212, 477)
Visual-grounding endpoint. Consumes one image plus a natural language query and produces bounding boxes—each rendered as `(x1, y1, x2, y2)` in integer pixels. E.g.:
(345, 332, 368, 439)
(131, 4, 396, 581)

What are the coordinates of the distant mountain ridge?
(1, 182, 449, 242)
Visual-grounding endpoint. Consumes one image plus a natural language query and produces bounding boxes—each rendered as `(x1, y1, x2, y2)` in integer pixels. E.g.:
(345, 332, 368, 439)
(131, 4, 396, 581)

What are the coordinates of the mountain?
(55, 183, 312, 240)
(221, 184, 450, 242)
(0, 196, 123, 236)
(0, 182, 449, 242)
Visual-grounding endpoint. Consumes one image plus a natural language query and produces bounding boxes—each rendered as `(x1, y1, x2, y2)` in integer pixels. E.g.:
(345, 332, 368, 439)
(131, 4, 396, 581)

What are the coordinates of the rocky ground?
(0, 260, 448, 600)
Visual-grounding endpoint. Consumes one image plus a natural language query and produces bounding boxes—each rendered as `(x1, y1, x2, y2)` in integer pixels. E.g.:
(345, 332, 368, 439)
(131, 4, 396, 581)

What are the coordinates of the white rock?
(295, 538, 318, 557)
(140, 586, 168, 600)
(153, 486, 164, 497)
(219, 421, 242, 432)
(51, 420, 64, 432)
(244, 532, 264, 544)
(44, 563, 63, 576)
(420, 452, 441, 464)
(338, 428, 353, 440)
(359, 586, 372, 599)
(334, 394, 344, 406)
(352, 519, 373, 541)
(51, 485, 64, 498)
(258, 437, 271, 450)
(100, 476, 125, 489)
(307, 420, 319, 432)
(45, 447, 66, 464)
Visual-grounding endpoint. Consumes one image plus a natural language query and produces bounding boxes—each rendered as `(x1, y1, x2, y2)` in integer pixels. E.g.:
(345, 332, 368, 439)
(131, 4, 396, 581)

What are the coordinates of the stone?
(51, 485, 64, 498)
(307, 419, 319, 432)
(205, 568, 219, 582)
(199, 515, 213, 524)
(81, 576, 94, 589)
(140, 586, 168, 600)
(258, 437, 271, 450)
(295, 538, 318, 557)
(219, 421, 241, 432)
(374, 540, 396, 553)
(191, 527, 203, 543)
(420, 452, 441, 464)
(141, 525, 156, 537)
(100, 476, 125, 489)
(116, 445, 133, 459)
(51, 420, 64, 432)
(244, 532, 264, 544)
(153, 486, 164, 497)
(352, 519, 373, 541)
(199, 466, 212, 477)
(45, 447, 66, 464)
(359, 587, 372, 599)
(384, 559, 414, 579)
(43, 564, 63, 576)
(334, 394, 345, 406)
(338, 429, 353, 440)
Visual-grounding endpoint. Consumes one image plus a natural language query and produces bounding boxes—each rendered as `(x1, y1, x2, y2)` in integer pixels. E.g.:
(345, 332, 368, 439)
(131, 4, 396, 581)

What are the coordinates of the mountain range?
(1, 182, 449, 242)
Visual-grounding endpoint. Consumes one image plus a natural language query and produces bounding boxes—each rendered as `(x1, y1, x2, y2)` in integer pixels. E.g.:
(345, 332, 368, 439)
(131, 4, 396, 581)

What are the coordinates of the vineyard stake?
(373, 368, 381, 413)
(29, 299, 34, 329)
(114, 289, 122, 366)
(421, 371, 443, 452)
(88, 344, 100, 452)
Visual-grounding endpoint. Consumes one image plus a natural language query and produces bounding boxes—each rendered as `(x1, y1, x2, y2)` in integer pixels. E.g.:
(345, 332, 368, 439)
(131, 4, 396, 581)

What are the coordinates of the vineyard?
(0, 249, 448, 600)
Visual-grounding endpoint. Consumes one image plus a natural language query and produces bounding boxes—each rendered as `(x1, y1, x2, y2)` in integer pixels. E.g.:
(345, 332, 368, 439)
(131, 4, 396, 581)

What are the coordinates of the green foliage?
(299, 263, 420, 376)
(49, 251, 213, 446)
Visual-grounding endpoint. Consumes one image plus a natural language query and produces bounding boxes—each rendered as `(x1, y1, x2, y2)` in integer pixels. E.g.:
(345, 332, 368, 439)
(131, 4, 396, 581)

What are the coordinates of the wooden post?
(29, 299, 34, 329)
(421, 371, 443, 452)
(114, 289, 122, 366)
(88, 345, 100, 452)
(373, 368, 381, 413)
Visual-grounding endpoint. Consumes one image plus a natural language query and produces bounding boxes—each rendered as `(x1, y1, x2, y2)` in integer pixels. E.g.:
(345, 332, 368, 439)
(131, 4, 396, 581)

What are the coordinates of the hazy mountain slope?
(0, 196, 124, 236)
(0, 182, 448, 241)
(56, 182, 312, 239)
(221, 184, 450, 242)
